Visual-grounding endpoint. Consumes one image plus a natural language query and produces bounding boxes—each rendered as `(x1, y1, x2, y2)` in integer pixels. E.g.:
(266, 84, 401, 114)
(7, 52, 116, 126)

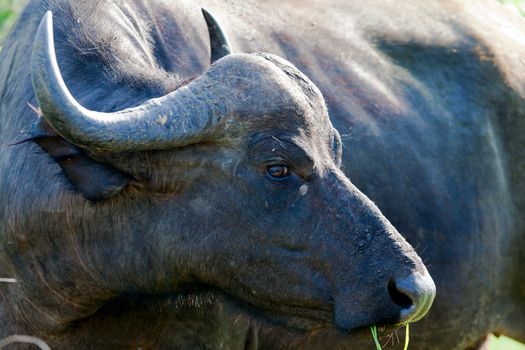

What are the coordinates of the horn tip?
(201, 7, 211, 18)
(40, 10, 53, 30)
(201, 7, 232, 63)
(35, 11, 54, 52)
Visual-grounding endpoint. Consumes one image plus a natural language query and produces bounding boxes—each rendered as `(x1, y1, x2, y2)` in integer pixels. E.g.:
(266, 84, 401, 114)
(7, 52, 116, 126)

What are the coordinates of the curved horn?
(202, 8, 232, 63)
(31, 11, 223, 152)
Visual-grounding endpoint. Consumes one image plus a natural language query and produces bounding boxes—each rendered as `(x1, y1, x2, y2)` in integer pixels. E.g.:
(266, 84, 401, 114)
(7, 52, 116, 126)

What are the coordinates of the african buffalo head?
(27, 11, 435, 339)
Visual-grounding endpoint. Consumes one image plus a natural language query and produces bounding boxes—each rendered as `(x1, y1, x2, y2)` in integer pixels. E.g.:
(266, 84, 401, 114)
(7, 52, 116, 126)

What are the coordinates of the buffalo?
(0, 0, 522, 349)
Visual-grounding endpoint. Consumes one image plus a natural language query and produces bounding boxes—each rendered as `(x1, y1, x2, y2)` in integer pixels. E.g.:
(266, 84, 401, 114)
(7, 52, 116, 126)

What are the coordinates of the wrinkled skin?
(0, 0, 523, 349)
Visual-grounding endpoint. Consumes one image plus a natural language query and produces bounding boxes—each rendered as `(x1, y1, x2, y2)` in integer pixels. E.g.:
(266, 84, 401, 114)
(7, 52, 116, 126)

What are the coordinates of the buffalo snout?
(333, 266, 435, 331)
(318, 170, 436, 331)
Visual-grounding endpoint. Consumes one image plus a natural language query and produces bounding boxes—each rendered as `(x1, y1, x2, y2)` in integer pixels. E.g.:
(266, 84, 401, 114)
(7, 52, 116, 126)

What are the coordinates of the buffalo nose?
(388, 271, 436, 323)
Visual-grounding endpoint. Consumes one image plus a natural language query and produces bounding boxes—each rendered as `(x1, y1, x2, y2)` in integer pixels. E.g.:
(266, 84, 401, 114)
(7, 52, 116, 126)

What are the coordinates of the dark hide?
(0, 0, 522, 349)
(203, 1, 525, 348)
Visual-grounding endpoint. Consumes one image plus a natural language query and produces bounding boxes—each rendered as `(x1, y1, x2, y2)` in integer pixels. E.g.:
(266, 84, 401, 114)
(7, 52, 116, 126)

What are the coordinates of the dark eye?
(267, 164, 289, 179)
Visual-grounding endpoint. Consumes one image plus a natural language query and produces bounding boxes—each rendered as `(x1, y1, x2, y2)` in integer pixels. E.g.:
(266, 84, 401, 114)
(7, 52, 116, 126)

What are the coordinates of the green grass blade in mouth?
(370, 324, 410, 350)
(404, 323, 410, 350)
(370, 325, 382, 350)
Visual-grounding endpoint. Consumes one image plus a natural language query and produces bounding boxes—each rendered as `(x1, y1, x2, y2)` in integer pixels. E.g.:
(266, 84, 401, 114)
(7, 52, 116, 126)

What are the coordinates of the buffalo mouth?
(61, 284, 401, 349)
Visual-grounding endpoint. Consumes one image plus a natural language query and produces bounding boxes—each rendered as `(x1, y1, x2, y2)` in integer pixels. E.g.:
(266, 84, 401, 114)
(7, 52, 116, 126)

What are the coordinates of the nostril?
(388, 272, 436, 324)
(387, 280, 413, 309)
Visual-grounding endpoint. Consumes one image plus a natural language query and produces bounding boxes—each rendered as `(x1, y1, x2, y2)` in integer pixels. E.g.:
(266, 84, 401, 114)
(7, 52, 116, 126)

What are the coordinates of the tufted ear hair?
(27, 118, 130, 201)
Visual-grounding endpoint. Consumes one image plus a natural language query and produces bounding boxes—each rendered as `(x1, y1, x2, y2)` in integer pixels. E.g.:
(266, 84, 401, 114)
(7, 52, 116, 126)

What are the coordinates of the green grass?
(371, 324, 410, 350)
(371, 325, 383, 350)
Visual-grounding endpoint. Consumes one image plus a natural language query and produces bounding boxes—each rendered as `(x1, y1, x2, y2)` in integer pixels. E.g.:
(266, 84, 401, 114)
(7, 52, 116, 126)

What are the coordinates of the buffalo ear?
(29, 119, 130, 201)
(202, 8, 232, 63)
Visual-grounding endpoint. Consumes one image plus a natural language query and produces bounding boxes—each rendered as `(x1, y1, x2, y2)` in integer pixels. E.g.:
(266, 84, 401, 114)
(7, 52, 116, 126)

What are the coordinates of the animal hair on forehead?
(42, 0, 128, 58)
(255, 53, 325, 110)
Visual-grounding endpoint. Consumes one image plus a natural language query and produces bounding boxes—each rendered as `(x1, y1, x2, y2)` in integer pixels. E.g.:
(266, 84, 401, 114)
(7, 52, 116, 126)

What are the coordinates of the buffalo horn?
(202, 8, 232, 63)
(31, 11, 223, 152)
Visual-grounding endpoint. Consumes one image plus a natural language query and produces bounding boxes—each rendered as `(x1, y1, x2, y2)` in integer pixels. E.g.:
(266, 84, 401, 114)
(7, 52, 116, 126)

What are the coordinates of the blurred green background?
(0, 0, 524, 349)
(501, 0, 525, 15)
(489, 335, 525, 350)
(0, 0, 17, 46)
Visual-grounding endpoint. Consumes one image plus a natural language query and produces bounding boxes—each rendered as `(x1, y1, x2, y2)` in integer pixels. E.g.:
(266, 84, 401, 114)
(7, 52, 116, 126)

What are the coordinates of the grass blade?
(403, 323, 410, 350)
(370, 325, 382, 350)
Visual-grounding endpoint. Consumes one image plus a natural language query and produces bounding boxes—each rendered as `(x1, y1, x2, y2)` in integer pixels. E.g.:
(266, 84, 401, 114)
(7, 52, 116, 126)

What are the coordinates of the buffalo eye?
(267, 164, 289, 179)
